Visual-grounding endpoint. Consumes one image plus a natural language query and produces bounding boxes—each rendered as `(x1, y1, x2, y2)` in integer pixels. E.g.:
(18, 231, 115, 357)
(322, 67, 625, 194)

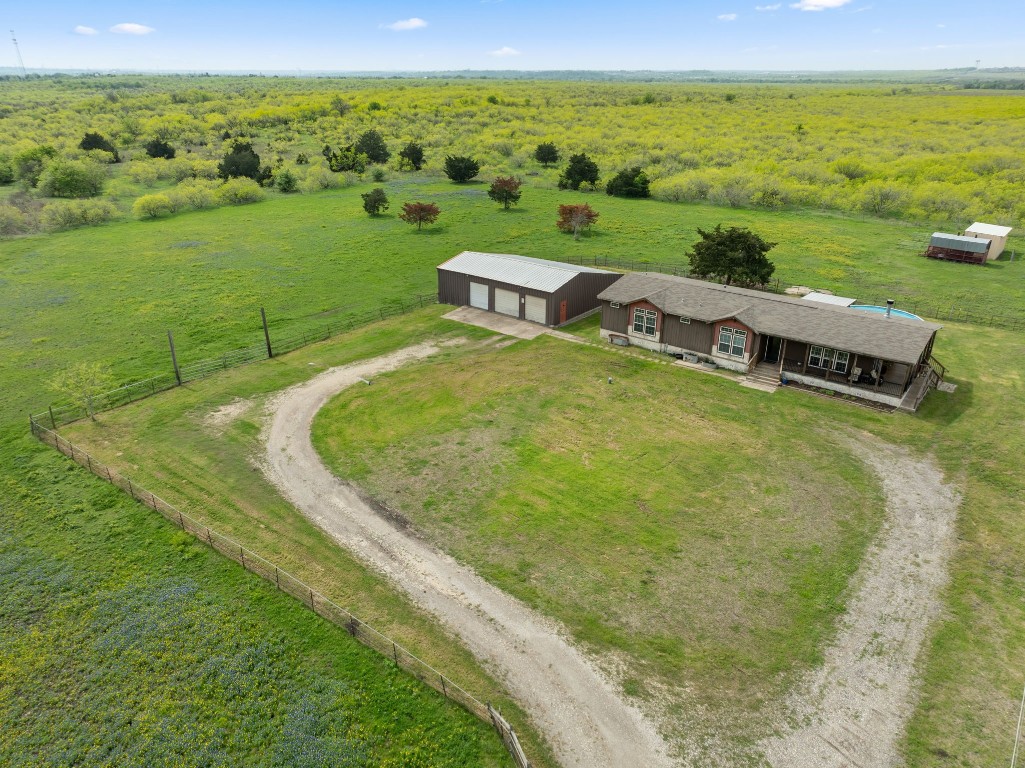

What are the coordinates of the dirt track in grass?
(760, 436, 959, 768)
(258, 341, 673, 768)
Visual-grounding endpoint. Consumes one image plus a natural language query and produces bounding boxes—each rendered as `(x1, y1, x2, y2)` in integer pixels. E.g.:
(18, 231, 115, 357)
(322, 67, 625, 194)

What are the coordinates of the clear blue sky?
(6, 0, 1024, 72)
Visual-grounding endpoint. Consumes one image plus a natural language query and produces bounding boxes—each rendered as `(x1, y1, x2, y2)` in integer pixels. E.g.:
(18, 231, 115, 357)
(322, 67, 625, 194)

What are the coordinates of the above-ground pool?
(849, 305, 923, 321)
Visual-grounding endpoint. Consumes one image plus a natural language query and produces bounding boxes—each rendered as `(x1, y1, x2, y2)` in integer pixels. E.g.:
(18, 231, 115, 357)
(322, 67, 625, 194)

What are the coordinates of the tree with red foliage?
(556, 203, 599, 240)
(399, 201, 440, 230)
(487, 176, 523, 210)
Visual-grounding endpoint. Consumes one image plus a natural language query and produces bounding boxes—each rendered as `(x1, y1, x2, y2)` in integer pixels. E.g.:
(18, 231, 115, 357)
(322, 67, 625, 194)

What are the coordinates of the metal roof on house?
(598, 272, 941, 365)
(930, 232, 991, 253)
(802, 292, 857, 307)
(966, 222, 1013, 238)
(437, 251, 611, 293)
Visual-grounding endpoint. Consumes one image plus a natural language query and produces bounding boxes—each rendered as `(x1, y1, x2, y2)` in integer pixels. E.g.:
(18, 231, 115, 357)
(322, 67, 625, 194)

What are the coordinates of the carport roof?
(438, 251, 612, 293)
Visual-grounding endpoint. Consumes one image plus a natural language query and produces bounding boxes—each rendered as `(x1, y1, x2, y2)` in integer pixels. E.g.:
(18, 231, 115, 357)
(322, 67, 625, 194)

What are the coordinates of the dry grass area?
(313, 333, 884, 762)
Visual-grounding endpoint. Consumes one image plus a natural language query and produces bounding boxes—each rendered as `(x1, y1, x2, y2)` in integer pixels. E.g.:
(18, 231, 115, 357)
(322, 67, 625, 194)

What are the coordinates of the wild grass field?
(0, 88, 1020, 762)
(1, 394, 512, 767)
(2, 75, 1025, 238)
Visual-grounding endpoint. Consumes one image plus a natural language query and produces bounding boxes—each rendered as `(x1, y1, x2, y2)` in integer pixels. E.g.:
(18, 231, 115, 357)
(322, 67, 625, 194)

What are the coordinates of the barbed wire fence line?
(33, 293, 440, 430)
(28, 418, 532, 768)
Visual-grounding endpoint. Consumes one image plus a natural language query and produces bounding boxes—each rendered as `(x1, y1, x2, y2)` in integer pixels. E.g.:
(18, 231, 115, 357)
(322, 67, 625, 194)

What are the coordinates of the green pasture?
(2, 180, 1022, 427)
(2, 175, 1024, 766)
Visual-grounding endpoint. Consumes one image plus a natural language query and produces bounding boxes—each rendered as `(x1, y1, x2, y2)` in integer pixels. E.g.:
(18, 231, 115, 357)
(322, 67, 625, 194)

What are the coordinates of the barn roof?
(966, 222, 1013, 238)
(930, 232, 991, 253)
(598, 272, 941, 365)
(437, 251, 611, 293)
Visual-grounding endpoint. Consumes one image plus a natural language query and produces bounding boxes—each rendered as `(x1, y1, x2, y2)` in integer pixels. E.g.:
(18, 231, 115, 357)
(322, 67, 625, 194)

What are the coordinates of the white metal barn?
(965, 222, 1013, 260)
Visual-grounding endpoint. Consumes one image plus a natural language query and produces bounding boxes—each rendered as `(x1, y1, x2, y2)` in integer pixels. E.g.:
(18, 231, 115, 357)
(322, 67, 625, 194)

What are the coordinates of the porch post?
(901, 362, 913, 393)
(851, 354, 859, 383)
(778, 338, 788, 375)
(875, 360, 883, 390)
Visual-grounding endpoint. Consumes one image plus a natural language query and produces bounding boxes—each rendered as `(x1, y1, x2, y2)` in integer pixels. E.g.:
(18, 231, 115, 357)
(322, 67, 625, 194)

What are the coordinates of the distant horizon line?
(2, 66, 1023, 76)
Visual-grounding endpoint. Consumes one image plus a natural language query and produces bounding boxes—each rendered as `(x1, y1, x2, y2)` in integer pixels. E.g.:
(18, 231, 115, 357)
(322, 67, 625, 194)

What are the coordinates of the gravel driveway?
(761, 436, 959, 768)
(258, 342, 672, 768)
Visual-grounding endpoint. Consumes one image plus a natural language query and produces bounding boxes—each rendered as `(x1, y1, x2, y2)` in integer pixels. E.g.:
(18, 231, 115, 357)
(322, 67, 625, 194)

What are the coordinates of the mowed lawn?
(310, 328, 886, 758)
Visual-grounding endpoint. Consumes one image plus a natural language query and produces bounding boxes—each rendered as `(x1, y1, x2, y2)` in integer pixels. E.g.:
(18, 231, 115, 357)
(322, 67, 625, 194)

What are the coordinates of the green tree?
(49, 361, 115, 421)
(218, 141, 262, 180)
(443, 156, 480, 183)
(37, 159, 105, 198)
(605, 167, 650, 198)
(487, 176, 523, 210)
(534, 142, 560, 167)
(355, 130, 390, 164)
(79, 132, 120, 162)
(144, 138, 176, 160)
(0, 154, 15, 185)
(275, 169, 299, 193)
(398, 141, 425, 171)
(361, 187, 389, 216)
(327, 146, 368, 174)
(14, 145, 58, 187)
(399, 201, 440, 230)
(556, 203, 599, 240)
(558, 153, 600, 190)
(330, 96, 352, 116)
(688, 225, 776, 286)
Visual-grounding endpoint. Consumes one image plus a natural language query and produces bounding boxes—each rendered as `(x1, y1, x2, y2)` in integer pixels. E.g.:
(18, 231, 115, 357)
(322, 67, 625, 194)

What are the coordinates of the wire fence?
(33, 293, 440, 430)
(28, 418, 531, 768)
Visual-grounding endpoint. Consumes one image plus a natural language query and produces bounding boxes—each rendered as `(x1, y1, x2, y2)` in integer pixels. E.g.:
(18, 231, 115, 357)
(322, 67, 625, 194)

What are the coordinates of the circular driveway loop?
(259, 342, 673, 768)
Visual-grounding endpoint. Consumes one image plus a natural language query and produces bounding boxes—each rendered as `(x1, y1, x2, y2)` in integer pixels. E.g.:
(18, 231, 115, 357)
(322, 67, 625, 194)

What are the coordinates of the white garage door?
(524, 295, 547, 324)
(494, 288, 520, 317)
(469, 281, 489, 310)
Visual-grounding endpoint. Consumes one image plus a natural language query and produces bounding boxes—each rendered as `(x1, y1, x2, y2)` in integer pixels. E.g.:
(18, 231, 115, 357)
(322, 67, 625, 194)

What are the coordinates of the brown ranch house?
(598, 272, 945, 411)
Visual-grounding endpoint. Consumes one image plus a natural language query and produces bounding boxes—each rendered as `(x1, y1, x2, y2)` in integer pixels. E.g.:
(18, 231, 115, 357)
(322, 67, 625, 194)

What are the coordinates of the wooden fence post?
(49, 406, 57, 430)
(261, 307, 273, 358)
(168, 331, 182, 386)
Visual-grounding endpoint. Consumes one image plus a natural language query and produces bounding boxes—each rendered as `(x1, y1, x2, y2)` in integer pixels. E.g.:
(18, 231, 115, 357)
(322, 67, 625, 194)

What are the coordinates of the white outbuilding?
(965, 222, 1013, 260)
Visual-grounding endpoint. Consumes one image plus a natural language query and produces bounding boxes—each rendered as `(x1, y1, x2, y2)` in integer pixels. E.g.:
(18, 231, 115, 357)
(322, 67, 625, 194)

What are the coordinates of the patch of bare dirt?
(202, 397, 253, 434)
(761, 435, 959, 768)
(257, 342, 673, 768)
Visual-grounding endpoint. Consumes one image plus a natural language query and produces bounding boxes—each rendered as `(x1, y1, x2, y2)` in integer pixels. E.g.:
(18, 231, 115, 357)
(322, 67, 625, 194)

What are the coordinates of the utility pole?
(10, 30, 26, 77)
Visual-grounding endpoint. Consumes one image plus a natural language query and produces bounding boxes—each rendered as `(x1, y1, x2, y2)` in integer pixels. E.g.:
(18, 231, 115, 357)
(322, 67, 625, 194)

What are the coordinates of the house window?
(679, 317, 691, 324)
(717, 327, 747, 357)
(808, 345, 849, 374)
(610, 302, 621, 308)
(632, 308, 657, 336)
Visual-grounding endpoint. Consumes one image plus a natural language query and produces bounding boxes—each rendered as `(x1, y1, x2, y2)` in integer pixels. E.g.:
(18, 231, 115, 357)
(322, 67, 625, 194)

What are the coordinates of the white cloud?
(382, 18, 428, 31)
(74, 25, 98, 35)
(110, 23, 154, 35)
(489, 46, 521, 57)
(936, 22, 946, 27)
(718, 13, 739, 20)
(755, 4, 781, 10)
(789, 0, 853, 10)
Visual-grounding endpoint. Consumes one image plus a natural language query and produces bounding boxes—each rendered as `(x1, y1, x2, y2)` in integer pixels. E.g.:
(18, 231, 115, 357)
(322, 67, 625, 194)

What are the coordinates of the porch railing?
(781, 359, 904, 397)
